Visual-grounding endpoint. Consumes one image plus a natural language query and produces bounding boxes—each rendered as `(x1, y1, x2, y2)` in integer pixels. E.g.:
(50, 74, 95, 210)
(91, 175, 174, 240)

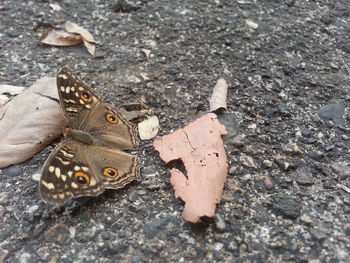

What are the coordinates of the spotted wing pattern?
(39, 67, 141, 204)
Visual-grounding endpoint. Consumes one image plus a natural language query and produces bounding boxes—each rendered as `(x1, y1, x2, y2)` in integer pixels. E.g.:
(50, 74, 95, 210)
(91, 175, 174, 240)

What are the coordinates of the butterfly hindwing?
(40, 141, 104, 204)
(85, 145, 141, 189)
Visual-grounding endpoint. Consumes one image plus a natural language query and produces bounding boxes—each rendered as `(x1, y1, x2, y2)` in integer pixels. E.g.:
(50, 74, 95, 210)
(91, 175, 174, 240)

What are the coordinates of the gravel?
(1, 0, 350, 262)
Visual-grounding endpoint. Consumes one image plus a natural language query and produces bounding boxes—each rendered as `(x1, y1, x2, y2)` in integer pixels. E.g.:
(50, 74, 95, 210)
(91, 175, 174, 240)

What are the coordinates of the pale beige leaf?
(83, 40, 96, 55)
(0, 84, 26, 107)
(138, 116, 160, 140)
(65, 21, 96, 43)
(41, 29, 83, 46)
(209, 78, 228, 112)
(153, 113, 228, 223)
(141, 48, 151, 59)
(0, 84, 26, 95)
(0, 95, 9, 107)
(0, 77, 65, 168)
(31, 173, 41, 182)
(245, 19, 259, 29)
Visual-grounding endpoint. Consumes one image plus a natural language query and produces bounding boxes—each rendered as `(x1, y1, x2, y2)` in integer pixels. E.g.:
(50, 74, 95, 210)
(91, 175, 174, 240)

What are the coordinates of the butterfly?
(39, 67, 141, 204)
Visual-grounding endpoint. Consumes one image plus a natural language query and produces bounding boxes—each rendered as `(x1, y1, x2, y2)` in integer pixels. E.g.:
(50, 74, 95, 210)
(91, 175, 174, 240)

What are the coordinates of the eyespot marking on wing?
(74, 172, 90, 185)
(103, 167, 119, 178)
(106, 113, 118, 124)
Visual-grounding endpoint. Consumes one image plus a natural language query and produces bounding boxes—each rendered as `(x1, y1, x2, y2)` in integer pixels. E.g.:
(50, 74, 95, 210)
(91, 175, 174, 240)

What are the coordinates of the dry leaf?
(245, 19, 259, 29)
(0, 77, 65, 168)
(209, 78, 228, 112)
(41, 29, 83, 46)
(0, 84, 26, 95)
(83, 40, 96, 56)
(153, 113, 228, 223)
(141, 49, 151, 59)
(65, 22, 95, 43)
(64, 22, 96, 55)
(0, 95, 9, 107)
(0, 84, 26, 107)
(138, 116, 159, 140)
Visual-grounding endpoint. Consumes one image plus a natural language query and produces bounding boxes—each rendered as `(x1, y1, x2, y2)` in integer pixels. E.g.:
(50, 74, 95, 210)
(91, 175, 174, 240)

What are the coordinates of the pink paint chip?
(153, 113, 228, 223)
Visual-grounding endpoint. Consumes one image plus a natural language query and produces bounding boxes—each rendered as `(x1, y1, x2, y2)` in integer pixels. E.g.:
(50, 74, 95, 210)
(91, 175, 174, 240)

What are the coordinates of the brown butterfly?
(39, 67, 141, 204)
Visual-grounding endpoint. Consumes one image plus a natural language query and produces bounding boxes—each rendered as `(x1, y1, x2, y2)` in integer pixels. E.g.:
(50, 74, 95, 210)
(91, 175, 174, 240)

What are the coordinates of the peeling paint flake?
(153, 113, 228, 223)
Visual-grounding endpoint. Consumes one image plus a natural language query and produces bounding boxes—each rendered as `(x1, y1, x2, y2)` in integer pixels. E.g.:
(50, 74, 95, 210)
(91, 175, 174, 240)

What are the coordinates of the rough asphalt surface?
(1, 0, 350, 262)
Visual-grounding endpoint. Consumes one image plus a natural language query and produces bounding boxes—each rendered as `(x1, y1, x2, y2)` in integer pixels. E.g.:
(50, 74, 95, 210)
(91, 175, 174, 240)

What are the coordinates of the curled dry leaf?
(209, 78, 228, 112)
(245, 19, 259, 29)
(0, 77, 65, 168)
(153, 113, 228, 223)
(119, 102, 151, 122)
(0, 84, 26, 107)
(141, 49, 151, 59)
(0, 84, 26, 95)
(83, 41, 96, 56)
(64, 21, 96, 43)
(65, 21, 96, 55)
(41, 29, 83, 46)
(0, 95, 8, 107)
(138, 116, 160, 140)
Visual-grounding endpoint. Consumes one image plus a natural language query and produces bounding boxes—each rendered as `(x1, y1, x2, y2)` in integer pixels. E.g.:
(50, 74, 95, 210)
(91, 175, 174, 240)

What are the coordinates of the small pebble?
(127, 190, 138, 202)
(18, 253, 34, 263)
(0, 192, 10, 205)
(308, 151, 325, 161)
(0, 205, 4, 217)
(4, 165, 23, 176)
(300, 214, 313, 224)
(263, 176, 275, 190)
(228, 166, 238, 175)
(309, 227, 327, 241)
(147, 185, 161, 191)
(229, 139, 244, 148)
(317, 132, 324, 140)
(44, 224, 71, 243)
(137, 190, 147, 196)
(7, 30, 20, 37)
(291, 169, 314, 185)
(330, 162, 350, 180)
(344, 205, 350, 213)
(215, 214, 226, 232)
(342, 135, 349, 140)
(284, 143, 303, 154)
(240, 154, 258, 169)
(324, 144, 334, 151)
(263, 160, 273, 168)
(343, 223, 350, 236)
(245, 19, 258, 29)
(274, 193, 301, 219)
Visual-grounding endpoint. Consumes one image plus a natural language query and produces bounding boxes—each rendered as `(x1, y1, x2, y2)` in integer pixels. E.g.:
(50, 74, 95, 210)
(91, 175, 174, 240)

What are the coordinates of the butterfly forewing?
(84, 104, 139, 150)
(56, 67, 102, 129)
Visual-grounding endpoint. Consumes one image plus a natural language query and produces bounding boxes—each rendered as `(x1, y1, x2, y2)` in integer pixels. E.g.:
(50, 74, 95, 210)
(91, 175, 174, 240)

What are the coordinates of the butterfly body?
(39, 68, 140, 204)
(64, 128, 94, 145)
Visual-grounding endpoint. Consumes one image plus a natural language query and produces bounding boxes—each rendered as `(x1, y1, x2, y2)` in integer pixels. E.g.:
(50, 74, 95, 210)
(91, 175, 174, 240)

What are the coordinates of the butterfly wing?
(83, 103, 139, 150)
(57, 67, 139, 150)
(85, 145, 141, 189)
(40, 68, 141, 204)
(40, 141, 104, 204)
(56, 67, 102, 129)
